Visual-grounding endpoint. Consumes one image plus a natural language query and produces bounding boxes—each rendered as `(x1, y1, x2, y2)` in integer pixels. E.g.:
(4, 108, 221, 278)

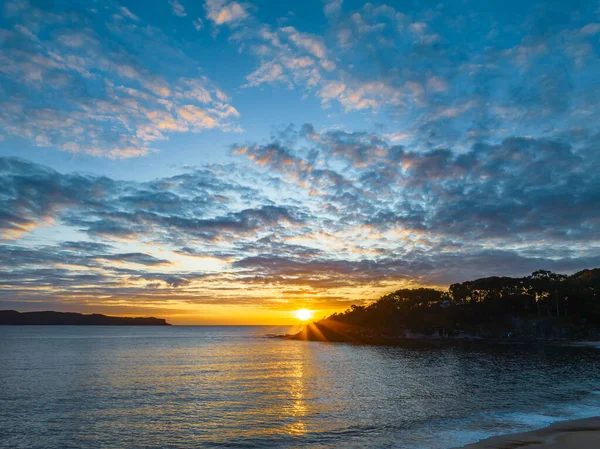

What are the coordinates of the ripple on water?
(1, 326, 600, 449)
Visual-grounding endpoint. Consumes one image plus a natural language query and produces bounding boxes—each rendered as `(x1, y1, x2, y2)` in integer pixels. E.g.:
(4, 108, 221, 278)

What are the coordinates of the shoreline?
(279, 320, 600, 348)
(456, 416, 600, 449)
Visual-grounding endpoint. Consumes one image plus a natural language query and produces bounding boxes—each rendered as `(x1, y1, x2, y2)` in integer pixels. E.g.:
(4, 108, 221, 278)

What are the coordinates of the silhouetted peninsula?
(0, 310, 170, 326)
(287, 269, 600, 344)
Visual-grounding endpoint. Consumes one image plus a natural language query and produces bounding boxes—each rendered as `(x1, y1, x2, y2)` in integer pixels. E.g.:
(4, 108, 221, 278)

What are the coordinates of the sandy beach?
(459, 416, 600, 449)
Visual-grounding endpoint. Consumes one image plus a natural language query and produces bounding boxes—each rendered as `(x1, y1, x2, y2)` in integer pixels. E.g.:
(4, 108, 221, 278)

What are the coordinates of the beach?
(459, 416, 600, 449)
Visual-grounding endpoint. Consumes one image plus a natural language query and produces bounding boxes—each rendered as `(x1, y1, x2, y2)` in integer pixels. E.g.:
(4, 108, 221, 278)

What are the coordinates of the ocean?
(2, 326, 600, 448)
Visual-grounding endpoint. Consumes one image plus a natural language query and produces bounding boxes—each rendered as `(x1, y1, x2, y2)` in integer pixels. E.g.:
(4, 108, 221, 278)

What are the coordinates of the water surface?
(1, 326, 600, 448)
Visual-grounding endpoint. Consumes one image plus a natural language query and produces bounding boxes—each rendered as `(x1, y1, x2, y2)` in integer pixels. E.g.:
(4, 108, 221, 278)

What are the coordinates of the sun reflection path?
(285, 347, 309, 437)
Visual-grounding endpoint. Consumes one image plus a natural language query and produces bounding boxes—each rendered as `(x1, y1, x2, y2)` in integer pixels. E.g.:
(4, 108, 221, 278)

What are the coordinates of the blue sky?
(1, 0, 600, 323)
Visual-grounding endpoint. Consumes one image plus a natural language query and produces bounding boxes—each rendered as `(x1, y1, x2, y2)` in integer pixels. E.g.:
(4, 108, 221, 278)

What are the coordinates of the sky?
(1, 0, 600, 324)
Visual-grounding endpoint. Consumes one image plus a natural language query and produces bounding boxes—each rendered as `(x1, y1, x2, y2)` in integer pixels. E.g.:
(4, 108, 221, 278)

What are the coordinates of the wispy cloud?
(168, 0, 187, 17)
(0, 1, 238, 158)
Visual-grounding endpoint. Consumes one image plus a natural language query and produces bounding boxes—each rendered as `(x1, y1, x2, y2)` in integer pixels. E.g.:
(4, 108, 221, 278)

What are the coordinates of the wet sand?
(458, 416, 600, 448)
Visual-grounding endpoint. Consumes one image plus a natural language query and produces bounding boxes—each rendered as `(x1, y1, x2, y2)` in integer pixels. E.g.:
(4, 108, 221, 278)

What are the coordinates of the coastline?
(457, 416, 600, 449)
(281, 320, 600, 348)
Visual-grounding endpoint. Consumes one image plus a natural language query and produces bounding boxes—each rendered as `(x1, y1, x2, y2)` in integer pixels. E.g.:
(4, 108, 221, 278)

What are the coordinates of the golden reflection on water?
(89, 326, 344, 445)
(6, 327, 600, 449)
(285, 348, 309, 436)
(1, 326, 350, 446)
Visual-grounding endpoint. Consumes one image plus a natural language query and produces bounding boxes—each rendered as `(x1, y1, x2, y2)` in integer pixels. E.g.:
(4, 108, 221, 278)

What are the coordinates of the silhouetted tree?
(324, 269, 600, 340)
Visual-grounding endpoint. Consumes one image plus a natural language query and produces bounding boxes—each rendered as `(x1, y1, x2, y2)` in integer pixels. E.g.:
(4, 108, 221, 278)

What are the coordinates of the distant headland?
(284, 268, 600, 345)
(0, 310, 170, 326)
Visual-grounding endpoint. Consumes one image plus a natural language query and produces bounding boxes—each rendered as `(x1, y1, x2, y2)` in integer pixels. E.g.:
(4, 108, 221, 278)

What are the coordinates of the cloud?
(92, 253, 172, 266)
(427, 76, 447, 93)
(119, 6, 139, 21)
(235, 125, 600, 251)
(0, 241, 215, 312)
(383, 131, 411, 142)
(193, 17, 204, 30)
(231, 249, 600, 289)
(324, 0, 343, 18)
(217, 0, 600, 152)
(238, 25, 328, 90)
(319, 80, 404, 111)
(244, 62, 287, 88)
(14, 125, 600, 288)
(0, 157, 303, 246)
(2, 128, 600, 311)
(0, 2, 238, 158)
(169, 0, 187, 17)
(3, 0, 600, 314)
(281, 27, 328, 60)
(580, 23, 600, 36)
(204, 0, 248, 26)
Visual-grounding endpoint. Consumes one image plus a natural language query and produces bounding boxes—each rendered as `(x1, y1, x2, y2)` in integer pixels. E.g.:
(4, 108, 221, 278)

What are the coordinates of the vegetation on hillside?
(319, 269, 600, 340)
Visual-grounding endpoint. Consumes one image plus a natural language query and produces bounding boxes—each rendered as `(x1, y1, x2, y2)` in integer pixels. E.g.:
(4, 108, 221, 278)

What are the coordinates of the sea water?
(2, 326, 600, 448)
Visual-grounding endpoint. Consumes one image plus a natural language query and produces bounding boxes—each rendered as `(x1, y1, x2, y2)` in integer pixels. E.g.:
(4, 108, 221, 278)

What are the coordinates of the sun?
(294, 308, 314, 322)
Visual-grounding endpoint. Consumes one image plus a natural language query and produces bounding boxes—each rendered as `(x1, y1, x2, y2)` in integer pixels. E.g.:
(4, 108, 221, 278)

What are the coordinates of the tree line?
(325, 269, 600, 340)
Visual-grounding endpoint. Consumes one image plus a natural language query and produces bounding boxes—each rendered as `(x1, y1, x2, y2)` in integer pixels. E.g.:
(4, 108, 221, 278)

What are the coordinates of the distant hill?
(0, 310, 170, 326)
(290, 268, 600, 343)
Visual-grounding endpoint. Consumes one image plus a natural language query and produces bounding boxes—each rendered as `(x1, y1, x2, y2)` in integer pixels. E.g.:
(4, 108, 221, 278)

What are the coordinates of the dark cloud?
(0, 243, 170, 271)
(237, 129, 600, 246)
(0, 157, 301, 244)
(232, 250, 600, 289)
(91, 253, 171, 266)
(0, 241, 212, 312)
(60, 241, 114, 253)
(2, 117, 599, 309)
